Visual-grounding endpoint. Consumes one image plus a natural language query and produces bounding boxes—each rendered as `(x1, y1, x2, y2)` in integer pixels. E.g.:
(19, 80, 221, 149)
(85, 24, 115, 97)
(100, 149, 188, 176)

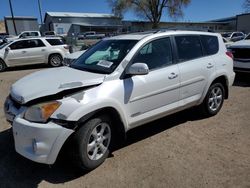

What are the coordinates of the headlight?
(24, 101, 61, 123)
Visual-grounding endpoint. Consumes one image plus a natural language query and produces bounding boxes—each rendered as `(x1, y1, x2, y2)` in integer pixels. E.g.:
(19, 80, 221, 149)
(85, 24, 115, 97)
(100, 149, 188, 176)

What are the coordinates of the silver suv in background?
(222, 32, 245, 42)
(0, 37, 69, 71)
(4, 31, 235, 171)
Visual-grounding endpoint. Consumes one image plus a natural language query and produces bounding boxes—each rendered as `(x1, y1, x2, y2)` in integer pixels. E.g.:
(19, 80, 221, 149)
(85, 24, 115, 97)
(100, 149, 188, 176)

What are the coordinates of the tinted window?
(46, 39, 64, 46)
(9, 41, 27, 50)
(175, 36, 203, 62)
(201, 35, 219, 55)
(10, 39, 45, 50)
(132, 37, 173, 70)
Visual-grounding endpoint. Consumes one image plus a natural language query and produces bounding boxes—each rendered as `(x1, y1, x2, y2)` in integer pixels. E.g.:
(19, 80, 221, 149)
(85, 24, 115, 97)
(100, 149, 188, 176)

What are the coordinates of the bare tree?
(243, 0, 250, 12)
(108, 0, 191, 28)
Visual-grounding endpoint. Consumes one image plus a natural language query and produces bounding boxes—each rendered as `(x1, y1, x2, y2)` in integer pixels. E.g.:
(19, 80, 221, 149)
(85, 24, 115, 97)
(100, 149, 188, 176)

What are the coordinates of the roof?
(46, 12, 117, 18)
(4, 16, 38, 20)
(108, 30, 219, 41)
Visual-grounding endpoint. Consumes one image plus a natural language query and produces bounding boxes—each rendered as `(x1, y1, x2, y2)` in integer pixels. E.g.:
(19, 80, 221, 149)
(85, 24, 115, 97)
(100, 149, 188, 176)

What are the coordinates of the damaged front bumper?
(4, 96, 74, 164)
(12, 117, 74, 164)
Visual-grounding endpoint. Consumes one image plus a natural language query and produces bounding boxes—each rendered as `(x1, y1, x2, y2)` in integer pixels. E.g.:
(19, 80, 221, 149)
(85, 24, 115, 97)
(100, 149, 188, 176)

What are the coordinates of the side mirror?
(5, 47, 10, 52)
(126, 63, 149, 76)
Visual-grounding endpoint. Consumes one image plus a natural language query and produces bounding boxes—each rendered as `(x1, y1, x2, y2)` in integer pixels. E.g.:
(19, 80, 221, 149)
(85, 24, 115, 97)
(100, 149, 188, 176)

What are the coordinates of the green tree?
(243, 0, 250, 12)
(108, 0, 191, 28)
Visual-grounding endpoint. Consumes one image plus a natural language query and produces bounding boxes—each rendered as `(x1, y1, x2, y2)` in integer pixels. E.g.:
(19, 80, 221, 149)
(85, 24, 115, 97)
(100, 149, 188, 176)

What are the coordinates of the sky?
(0, 0, 246, 23)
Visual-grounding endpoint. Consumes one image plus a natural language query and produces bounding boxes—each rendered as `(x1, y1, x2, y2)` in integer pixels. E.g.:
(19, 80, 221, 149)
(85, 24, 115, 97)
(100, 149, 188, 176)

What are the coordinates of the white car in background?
(222, 32, 245, 42)
(0, 37, 69, 71)
(6, 31, 42, 42)
(228, 39, 250, 73)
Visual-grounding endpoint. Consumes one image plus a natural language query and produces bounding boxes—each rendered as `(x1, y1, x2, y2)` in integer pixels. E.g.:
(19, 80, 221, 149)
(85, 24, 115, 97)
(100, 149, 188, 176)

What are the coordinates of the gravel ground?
(0, 66, 249, 188)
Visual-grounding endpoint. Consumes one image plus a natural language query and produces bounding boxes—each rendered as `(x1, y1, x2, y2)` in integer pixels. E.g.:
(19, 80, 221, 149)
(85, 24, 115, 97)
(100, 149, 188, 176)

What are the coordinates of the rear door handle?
(41, 49, 46, 52)
(207, 63, 214, 69)
(168, 72, 178, 79)
(22, 51, 27, 53)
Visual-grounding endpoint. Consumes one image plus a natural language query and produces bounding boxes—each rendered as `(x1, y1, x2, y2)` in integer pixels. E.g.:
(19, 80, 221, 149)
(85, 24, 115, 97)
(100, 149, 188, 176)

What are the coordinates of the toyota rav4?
(4, 31, 235, 171)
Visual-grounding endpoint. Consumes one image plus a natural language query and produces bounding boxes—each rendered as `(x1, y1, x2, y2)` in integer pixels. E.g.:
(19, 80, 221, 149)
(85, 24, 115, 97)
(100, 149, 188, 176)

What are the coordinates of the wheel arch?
(211, 75, 229, 99)
(75, 107, 127, 142)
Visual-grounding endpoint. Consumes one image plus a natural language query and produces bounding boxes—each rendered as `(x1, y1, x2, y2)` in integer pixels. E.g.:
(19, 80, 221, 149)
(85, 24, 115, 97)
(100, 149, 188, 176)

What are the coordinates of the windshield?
(71, 39, 138, 74)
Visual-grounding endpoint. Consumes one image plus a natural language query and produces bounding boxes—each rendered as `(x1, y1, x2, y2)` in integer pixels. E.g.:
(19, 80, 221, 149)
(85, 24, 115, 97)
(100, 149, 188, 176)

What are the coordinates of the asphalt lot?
(0, 66, 250, 188)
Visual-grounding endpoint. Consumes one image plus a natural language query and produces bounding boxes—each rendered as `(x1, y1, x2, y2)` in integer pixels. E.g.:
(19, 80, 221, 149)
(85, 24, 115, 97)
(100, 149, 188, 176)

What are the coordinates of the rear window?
(175, 35, 203, 62)
(46, 39, 64, 46)
(200, 35, 219, 55)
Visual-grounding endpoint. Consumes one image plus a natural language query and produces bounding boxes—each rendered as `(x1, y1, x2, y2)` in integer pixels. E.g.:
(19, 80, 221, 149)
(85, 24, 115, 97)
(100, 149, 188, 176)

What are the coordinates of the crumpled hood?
(11, 66, 105, 104)
(229, 40, 250, 48)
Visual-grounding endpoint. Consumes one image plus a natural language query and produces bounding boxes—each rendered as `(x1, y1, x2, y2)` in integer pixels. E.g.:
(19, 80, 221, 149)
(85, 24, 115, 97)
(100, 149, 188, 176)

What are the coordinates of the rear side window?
(46, 39, 64, 46)
(175, 35, 203, 62)
(200, 35, 219, 55)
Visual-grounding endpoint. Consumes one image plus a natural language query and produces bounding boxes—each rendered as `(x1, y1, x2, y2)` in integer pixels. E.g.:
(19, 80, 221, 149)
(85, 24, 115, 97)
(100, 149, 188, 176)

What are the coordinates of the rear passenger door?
(21, 39, 47, 65)
(175, 35, 216, 106)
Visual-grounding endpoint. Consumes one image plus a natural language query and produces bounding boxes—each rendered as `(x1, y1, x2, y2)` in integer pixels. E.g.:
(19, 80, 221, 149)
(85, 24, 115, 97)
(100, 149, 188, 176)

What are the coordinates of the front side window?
(71, 39, 138, 74)
(9, 40, 27, 50)
(175, 35, 203, 62)
(132, 37, 173, 70)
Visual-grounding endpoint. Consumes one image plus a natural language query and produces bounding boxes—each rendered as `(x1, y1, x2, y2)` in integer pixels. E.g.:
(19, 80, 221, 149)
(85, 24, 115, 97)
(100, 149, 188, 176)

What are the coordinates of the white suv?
(4, 31, 235, 170)
(0, 37, 69, 71)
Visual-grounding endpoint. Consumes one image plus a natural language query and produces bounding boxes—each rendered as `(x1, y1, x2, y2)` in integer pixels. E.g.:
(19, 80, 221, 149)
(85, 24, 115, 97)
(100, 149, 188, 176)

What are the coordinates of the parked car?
(222, 32, 245, 42)
(6, 31, 42, 42)
(44, 31, 56, 37)
(228, 39, 250, 73)
(223, 37, 234, 48)
(0, 37, 69, 71)
(4, 31, 235, 171)
(78, 31, 105, 40)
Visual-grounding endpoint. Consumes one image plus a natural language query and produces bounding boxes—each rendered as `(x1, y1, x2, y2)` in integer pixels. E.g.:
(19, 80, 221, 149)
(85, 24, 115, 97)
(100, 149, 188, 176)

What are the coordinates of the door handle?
(207, 63, 214, 69)
(168, 72, 178, 79)
(41, 49, 46, 52)
(22, 51, 27, 53)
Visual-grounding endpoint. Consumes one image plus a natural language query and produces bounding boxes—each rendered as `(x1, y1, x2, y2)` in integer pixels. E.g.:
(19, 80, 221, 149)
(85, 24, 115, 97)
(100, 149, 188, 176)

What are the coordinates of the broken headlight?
(24, 101, 61, 123)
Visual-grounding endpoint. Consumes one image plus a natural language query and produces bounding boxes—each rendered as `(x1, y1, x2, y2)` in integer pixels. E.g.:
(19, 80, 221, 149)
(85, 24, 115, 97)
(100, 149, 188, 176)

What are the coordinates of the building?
(122, 20, 232, 33)
(0, 20, 6, 34)
(210, 13, 250, 33)
(43, 12, 122, 36)
(4, 16, 39, 35)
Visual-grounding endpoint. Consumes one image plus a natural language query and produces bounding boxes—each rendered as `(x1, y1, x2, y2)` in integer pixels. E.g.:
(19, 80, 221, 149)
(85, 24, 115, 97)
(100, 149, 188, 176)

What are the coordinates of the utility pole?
(9, 0, 17, 35)
(38, 0, 43, 24)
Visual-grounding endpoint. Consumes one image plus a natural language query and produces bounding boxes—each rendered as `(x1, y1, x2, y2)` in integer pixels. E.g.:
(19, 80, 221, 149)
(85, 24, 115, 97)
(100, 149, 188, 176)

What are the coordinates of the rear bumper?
(12, 117, 74, 164)
(234, 61, 250, 73)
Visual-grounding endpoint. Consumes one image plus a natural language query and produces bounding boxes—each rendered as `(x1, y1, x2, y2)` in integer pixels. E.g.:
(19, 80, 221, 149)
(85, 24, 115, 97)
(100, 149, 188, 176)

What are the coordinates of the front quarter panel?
(50, 80, 129, 131)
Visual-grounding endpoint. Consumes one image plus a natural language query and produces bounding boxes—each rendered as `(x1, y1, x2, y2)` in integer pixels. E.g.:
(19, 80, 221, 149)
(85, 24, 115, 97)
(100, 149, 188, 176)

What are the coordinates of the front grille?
(231, 48, 250, 61)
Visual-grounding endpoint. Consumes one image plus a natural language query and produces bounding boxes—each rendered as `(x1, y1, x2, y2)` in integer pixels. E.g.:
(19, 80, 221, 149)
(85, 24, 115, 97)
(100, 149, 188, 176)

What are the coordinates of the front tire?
(0, 59, 6, 72)
(201, 83, 225, 116)
(49, 54, 62, 67)
(74, 115, 112, 171)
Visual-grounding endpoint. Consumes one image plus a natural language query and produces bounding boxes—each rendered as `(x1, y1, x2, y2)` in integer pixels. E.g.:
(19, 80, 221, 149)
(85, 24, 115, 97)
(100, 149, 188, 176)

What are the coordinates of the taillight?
(226, 51, 233, 59)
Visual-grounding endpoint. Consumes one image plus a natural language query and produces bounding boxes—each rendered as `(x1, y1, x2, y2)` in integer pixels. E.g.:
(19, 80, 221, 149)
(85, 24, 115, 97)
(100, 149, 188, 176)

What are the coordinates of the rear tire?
(73, 115, 112, 171)
(49, 54, 62, 67)
(0, 59, 6, 72)
(200, 83, 225, 117)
